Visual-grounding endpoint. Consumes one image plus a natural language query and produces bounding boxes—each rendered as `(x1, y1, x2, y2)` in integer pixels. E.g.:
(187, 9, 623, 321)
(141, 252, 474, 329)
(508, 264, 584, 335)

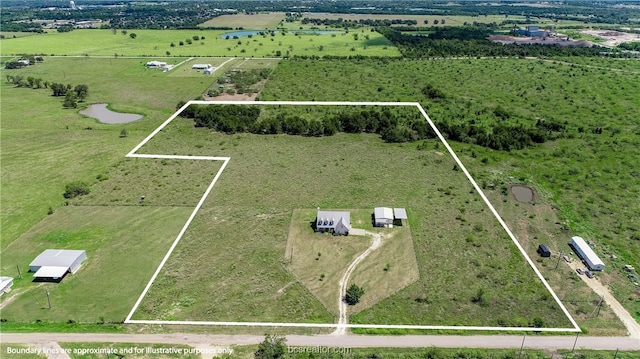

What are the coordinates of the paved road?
(2, 333, 639, 351)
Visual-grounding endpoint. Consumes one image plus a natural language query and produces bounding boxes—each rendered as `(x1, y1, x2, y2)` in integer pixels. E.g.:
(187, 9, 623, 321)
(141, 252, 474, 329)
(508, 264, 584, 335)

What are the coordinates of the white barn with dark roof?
(315, 209, 351, 236)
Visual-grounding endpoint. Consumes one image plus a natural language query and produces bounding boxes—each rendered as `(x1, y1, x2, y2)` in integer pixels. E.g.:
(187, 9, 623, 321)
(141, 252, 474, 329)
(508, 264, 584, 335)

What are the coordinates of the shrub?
(63, 181, 91, 199)
(345, 284, 364, 305)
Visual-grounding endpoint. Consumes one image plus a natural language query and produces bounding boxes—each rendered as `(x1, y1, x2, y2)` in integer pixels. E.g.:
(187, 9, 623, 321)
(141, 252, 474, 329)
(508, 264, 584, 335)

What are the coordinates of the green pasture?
(0, 206, 192, 323)
(199, 12, 287, 29)
(131, 108, 573, 328)
(0, 29, 399, 58)
(259, 58, 639, 329)
(0, 57, 219, 250)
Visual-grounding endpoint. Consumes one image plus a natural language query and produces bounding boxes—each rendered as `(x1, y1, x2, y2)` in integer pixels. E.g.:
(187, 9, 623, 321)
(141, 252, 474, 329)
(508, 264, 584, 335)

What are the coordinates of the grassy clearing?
(0, 29, 399, 58)
(130, 107, 573, 328)
(259, 58, 638, 330)
(199, 12, 286, 29)
(0, 206, 192, 323)
(0, 57, 214, 249)
(286, 209, 371, 316)
(348, 223, 419, 314)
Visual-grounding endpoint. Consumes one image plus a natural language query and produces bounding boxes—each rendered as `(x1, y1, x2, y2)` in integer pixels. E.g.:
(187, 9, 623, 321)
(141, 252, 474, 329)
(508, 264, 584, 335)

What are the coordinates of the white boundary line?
(123, 100, 580, 333)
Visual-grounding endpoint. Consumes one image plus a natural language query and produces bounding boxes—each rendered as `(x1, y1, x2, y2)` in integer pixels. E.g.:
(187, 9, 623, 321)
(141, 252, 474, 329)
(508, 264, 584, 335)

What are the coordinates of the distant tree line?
(301, 17, 418, 28)
(618, 42, 640, 51)
(5, 74, 88, 108)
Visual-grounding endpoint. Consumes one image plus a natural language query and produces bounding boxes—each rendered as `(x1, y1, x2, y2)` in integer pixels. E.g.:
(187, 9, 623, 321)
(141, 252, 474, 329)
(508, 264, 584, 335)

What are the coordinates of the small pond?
(80, 104, 143, 124)
(510, 185, 536, 203)
(221, 29, 343, 38)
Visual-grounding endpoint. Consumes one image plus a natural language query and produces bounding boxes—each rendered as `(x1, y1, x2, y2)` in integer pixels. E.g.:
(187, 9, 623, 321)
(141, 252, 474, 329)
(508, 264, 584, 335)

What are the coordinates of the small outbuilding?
(393, 208, 408, 226)
(29, 249, 87, 281)
(192, 64, 212, 70)
(537, 244, 551, 257)
(316, 209, 351, 236)
(374, 207, 394, 227)
(146, 61, 167, 68)
(0, 276, 14, 296)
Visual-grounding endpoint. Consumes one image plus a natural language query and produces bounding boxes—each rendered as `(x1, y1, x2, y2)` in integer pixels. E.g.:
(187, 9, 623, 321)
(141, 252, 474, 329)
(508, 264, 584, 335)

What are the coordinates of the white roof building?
(316, 209, 351, 236)
(192, 64, 212, 70)
(0, 276, 13, 296)
(29, 249, 87, 281)
(570, 236, 605, 271)
(374, 207, 394, 227)
(146, 61, 167, 68)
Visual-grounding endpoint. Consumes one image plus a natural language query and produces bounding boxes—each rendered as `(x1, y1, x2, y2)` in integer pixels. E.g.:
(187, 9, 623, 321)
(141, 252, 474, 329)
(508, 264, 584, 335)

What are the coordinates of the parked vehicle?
(585, 270, 594, 278)
(576, 268, 584, 275)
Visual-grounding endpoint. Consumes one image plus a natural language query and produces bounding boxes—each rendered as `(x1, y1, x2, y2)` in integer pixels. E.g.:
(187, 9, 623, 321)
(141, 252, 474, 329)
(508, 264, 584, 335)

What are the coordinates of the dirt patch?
(582, 30, 640, 46)
(510, 184, 536, 203)
(490, 35, 592, 47)
(203, 93, 258, 101)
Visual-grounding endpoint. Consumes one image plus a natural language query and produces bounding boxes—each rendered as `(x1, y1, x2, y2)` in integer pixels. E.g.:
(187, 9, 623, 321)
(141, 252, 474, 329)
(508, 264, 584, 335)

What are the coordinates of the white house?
(192, 64, 212, 70)
(146, 61, 167, 68)
(316, 209, 351, 236)
(570, 236, 605, 271)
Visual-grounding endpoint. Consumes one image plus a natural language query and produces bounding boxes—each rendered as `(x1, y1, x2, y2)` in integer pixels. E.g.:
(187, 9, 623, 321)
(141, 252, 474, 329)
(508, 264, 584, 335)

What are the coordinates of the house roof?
(33, 266, 68, 278)
(393, 208, 408, 220)
(374, 207, 393, 220)
(316, 210, 351, 228)
(30, 249, 86, 268)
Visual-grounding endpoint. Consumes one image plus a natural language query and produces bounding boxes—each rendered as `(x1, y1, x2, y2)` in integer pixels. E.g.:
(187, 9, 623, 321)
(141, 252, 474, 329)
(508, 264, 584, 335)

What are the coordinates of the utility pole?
(519, 334, 526, 357)
(45, 289, 51, 309)
(596, 296, 604, 317)
(613, 348, 619, 359)
(16, 265, 22, 279)
(555, 250, 564, 269)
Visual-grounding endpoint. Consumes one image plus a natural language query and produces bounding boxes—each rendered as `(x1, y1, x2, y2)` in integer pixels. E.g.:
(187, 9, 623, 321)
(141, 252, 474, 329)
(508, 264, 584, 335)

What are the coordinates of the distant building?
(570, 236, 605, 271)
(29, 249, 87, 282)
(516, 26, 548, 37)
(393, 208, 408, 226)
(0, 276, 13, 296)
(146, 61, 167, 68)
(316, 209, 351, 236)
(192, 64, 212, 70)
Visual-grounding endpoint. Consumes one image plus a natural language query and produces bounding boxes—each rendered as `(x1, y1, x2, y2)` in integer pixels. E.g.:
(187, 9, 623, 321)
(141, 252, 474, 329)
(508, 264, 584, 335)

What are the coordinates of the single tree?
(74, 84, 89, 102)
(63, 181, 90, 199)
(63, 92, 78, 108)
(254, 335, 286, 359)
(345, 283, 364, 305)
(129, 33, 137, 39)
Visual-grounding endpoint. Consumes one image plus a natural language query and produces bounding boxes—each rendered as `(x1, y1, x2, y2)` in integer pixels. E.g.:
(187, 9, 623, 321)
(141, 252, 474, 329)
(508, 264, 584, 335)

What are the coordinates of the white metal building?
(29, 249, 87, 280)
(0, 276, 13, 296)
(374, 207, 394, 227)
(192, 64, 212, 70)
(570, 236, 605, 271)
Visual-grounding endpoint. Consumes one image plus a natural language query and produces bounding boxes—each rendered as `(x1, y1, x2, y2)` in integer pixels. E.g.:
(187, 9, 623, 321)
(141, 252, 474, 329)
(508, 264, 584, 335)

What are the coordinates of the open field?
(128, 104, 574, 329)
(0, 206, 192, 323)
(199, 12, 286, 29)
(0, 29, 400, 58)
(0, 56, 220, 250)
(293, 13, 520, 27)
(259, 58, 639, 330)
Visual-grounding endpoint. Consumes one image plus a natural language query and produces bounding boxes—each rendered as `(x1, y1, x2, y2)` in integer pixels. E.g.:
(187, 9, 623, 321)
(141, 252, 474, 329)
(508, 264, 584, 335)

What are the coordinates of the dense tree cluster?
(179, 104, 435, 143)
(301, 17, 418, 28)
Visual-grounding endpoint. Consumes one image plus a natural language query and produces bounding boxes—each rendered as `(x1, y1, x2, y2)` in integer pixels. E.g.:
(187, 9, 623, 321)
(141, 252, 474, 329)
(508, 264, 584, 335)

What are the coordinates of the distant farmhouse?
(29, 249, 87, 282)
(374, 207, 408, 228)
(192, 64, 213, 70)
(146, 61, 167, 68)
(315, 209, 351, 236)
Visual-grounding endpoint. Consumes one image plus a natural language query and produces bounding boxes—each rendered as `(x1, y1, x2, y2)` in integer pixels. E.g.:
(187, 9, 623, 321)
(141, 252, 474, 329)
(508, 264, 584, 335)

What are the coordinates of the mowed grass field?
(0, 56, 223, 250)
(130, 107, 574, 328)
(0, 206, 192, 323)
(0, 29, 399, 58)
(199, 12, 286, 29)
(259, 58, 639, 331)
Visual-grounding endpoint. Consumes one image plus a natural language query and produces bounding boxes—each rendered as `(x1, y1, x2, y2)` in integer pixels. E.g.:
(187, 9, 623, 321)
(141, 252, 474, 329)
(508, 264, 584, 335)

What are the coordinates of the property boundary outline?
(123, 100, 581, 333)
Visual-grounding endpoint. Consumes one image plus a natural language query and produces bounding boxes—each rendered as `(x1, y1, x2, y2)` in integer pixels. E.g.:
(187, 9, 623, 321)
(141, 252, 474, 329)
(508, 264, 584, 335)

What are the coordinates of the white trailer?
(570, 236, 605, 271)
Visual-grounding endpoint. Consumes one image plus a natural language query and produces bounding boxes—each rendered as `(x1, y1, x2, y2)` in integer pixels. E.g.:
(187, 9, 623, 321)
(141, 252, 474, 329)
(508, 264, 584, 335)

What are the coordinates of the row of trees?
(301, 17, 418, 28)
(179, 104, 435, 143)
